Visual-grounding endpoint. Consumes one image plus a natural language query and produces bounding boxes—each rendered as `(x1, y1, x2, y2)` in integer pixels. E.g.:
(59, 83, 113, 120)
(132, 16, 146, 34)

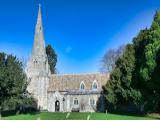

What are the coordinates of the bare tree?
(100, 45, 126, 73)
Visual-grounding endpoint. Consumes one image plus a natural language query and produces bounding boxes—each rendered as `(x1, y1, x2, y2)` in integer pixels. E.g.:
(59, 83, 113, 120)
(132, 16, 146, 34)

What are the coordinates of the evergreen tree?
(0, 53, 36, 111)
(139, 11, 160, 112)
(104, 44, 141, 109)
(104, 11, 160, 113)
(46, 44, 57, 74)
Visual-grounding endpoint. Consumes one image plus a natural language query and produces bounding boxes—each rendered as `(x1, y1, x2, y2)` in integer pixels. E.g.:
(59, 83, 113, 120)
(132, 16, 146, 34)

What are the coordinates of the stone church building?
(26, 5, 109, 112)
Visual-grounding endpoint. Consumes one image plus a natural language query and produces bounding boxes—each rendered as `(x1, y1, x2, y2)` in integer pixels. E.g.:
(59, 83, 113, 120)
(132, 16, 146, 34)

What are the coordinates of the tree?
(100, 45, 125, 73)
(131, 11, 160, 112)
(104, 11, 160, 113)
(104, 45, 142, 110)
(136, 11, 160, 112)
(46, 44, 57, 74)
(0, 53, 36, 111)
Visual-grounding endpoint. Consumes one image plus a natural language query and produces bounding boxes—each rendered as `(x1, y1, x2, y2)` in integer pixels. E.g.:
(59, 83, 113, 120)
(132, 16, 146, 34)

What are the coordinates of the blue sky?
(0, 0, 159, 74)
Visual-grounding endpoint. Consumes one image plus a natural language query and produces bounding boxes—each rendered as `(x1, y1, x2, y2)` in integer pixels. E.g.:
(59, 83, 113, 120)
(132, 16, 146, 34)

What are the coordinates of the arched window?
(92, 80, 98, 90)
(80, 81, 85, 90)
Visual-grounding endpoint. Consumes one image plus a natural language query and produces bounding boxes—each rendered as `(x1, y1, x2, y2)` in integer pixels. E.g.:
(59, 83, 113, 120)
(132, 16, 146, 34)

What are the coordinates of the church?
(26, 5, 109, 112)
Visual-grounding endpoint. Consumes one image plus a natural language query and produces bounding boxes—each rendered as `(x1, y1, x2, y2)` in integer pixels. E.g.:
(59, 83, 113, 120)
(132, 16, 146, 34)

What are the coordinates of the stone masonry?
(26, 5, 109, 112)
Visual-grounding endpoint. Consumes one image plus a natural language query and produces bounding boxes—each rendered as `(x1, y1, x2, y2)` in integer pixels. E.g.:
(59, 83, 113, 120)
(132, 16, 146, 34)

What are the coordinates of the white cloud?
(65, 46, 72, 53)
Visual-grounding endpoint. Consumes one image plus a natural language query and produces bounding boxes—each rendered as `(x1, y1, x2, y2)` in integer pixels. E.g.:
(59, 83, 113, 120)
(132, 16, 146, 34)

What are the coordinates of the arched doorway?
(55, 100, 60, 112)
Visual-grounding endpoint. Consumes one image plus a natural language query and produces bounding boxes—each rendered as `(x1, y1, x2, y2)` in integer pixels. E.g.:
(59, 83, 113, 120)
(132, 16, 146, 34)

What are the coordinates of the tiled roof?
(48, 73, 109, 92)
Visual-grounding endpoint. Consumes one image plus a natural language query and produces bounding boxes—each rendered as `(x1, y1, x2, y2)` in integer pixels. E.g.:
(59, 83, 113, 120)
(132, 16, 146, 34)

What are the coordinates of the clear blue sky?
(0, 0, 159, 74)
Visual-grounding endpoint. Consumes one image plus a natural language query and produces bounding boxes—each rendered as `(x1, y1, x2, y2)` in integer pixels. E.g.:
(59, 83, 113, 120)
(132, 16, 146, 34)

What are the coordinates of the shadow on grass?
(108, 112, 160, 120)
(1, 109, 40, 117)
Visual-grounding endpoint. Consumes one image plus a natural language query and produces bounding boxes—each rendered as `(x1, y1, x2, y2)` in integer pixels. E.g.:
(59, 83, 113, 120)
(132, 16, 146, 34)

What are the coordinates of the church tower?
(26, 4, 50, 110)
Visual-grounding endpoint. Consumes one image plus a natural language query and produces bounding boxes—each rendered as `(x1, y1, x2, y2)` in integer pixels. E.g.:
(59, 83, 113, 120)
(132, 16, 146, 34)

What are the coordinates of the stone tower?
(26, 4, 50, 110)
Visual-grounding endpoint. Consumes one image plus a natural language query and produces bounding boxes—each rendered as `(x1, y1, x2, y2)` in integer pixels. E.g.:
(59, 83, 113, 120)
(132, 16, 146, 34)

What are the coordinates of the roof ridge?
(50, 73, 104, 76)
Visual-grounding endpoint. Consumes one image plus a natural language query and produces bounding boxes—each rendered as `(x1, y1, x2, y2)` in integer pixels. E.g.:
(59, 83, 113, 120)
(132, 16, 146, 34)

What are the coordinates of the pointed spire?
(37, 4, 42, 26)
(32, 4, 46, 57)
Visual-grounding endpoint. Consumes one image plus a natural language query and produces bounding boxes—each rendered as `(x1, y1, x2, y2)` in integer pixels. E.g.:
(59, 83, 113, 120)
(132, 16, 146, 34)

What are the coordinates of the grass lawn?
(2, 112, 159, 120)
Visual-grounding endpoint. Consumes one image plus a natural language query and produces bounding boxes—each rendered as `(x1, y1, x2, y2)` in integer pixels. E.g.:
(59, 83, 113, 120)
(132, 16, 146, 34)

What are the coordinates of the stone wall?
(48, 91, 65, 112)
(47, 91, 103, 112)
(47, 73, 109, 112)
(65, 94, 101, 112)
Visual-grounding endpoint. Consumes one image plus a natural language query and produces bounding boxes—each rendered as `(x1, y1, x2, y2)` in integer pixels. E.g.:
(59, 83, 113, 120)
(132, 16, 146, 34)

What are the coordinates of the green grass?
(2, 112, 159, 120)
(67, 112, 88, 120)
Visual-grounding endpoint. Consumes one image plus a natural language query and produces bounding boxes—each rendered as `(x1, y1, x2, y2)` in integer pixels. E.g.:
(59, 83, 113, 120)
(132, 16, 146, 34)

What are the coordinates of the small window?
(80, 83, 85, 90)
(92, 81, 98, 90)
(80, 81, 85, 90)
(90, 99, 95, 106)
(34, 60, 38, 69)
(74, 98, 78, 105)
(93, 83, 97, 89)
(33, 60, 36, 68)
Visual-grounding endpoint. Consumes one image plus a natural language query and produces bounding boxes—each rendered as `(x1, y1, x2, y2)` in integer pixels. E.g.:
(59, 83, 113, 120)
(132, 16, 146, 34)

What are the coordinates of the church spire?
(37, 4, 42, 27)
(32, 4, 46, 57)
(26, 4, 50, 110)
